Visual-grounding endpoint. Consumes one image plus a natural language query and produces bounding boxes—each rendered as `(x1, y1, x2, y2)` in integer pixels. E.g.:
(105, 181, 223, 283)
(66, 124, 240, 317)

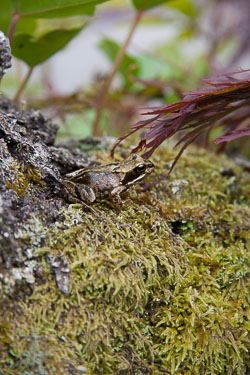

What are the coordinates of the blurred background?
(1, 0, 250, 142)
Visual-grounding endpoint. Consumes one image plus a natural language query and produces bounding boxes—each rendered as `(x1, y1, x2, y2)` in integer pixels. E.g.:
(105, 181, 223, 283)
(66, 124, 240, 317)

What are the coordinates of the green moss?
(5, 162, 45, 197)
(0, 146, 249, 374)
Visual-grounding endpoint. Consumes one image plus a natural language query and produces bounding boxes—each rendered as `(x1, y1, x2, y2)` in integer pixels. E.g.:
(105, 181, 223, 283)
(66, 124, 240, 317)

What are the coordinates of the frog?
(62, 154, 154, 209)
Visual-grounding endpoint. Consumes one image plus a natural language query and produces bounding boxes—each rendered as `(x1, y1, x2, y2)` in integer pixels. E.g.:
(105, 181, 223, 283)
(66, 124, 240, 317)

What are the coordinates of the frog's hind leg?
(62, 181, 100, 213)
(72, 184, 102, 213)
(62, 180, 95, 204)
(75, 184, 96, 204)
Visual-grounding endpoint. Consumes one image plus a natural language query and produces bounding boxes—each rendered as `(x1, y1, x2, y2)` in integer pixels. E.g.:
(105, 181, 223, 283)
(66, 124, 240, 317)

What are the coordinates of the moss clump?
(0, 146, 249, 375)
(5, 162, 45, 197)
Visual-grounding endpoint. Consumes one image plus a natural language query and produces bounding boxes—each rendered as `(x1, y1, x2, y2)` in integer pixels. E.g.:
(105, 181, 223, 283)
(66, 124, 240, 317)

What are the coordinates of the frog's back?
(69, 169, 123, 195)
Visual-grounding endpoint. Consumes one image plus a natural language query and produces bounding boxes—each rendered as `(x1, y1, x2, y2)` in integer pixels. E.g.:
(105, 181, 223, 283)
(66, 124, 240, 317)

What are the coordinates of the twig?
(13, 66, 34, 104)
(92, 9, 143, 136)
(7, 11, 20, 45)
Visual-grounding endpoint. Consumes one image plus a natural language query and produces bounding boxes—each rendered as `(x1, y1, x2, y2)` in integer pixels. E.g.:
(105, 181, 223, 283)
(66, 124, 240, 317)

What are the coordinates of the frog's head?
(115, 154, 154, 186)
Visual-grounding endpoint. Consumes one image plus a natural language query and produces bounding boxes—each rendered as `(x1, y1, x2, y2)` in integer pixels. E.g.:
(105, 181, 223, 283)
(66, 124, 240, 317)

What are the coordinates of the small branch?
(8, 11, 20, 45)
(13, 66, 34, 104)
(92, 9, 143, 136)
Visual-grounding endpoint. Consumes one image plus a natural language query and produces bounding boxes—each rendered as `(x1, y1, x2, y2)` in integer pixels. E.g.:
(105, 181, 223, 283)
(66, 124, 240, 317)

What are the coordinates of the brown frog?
(63, 154, 154, 208)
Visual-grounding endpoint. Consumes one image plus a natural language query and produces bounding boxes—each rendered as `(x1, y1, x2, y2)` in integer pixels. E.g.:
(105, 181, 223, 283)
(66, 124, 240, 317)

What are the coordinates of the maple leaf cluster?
(111, 70, 250, 179)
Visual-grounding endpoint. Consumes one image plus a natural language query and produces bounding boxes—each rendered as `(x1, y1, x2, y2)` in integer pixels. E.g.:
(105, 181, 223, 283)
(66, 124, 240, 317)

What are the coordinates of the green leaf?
(99, 38, 139, 89)
(0, 1, 106, 68)
(0, 0, 37, 35)
(10, 0, 108, 18)
(16, 18, 37, 35)
(11, 27, 83, 67)
(136, 55, 174, 80)
(57, 112, 94, 139)
(33, 17, 87, 38)
(0, 0, 12, 34)
(132, 0, 169, 11)
(166, 0, 197, 17)
(131, 0, 196, 15)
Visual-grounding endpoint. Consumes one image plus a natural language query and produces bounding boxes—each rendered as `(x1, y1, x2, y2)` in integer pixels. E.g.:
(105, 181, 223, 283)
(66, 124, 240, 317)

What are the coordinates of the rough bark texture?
(0, 31, 11, 80)
(0, 94, 109, 284)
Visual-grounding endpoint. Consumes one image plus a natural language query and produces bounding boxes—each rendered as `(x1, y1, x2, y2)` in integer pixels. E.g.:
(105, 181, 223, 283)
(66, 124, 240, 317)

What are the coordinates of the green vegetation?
(1, 145, 249, 374)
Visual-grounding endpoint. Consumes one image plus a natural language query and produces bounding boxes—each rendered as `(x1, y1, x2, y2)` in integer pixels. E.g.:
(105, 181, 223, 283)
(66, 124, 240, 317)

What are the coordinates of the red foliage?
(111, 70, 250, 179)
(214, 128, 250, 144)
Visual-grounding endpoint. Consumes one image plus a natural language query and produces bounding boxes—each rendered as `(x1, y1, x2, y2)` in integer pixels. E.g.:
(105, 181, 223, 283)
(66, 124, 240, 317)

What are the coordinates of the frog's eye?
(135, 164, 146, 173)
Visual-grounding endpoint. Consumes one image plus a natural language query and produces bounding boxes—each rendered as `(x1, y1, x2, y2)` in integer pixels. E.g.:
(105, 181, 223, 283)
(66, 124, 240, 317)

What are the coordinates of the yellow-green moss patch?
(0, 146, 249, 375)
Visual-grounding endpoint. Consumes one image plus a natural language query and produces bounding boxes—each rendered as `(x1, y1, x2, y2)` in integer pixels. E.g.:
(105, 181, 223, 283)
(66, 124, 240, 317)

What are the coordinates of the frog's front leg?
(109, 185, 127, 209)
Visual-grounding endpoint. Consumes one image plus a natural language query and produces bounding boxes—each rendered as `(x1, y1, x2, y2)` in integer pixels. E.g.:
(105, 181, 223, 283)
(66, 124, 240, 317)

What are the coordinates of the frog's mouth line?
(124, 167, 154, 186)
(126, 174, 146, 185)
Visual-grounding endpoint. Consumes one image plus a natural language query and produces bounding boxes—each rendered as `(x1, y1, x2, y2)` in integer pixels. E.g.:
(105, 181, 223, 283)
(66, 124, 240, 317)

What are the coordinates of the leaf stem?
(8, 11, 20, 45)
(92, 9, 143, 136)
(13, 66, 34, 104)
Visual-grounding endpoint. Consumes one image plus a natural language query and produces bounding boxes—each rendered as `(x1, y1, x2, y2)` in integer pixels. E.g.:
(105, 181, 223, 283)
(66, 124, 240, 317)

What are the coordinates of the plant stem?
(92, 9, 143, 136)
(8, 11, 20, 45)
(13, 66, 34, 104)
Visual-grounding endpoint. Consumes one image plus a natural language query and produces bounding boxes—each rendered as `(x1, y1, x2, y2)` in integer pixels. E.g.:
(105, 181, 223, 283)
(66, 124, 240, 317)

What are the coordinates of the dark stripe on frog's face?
(109, 163, 119, 167)
(122, 168, 146, 186)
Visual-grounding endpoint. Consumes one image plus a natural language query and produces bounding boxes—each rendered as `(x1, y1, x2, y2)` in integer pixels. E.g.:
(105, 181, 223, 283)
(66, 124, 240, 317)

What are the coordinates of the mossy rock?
(0, 145, 249, 375)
